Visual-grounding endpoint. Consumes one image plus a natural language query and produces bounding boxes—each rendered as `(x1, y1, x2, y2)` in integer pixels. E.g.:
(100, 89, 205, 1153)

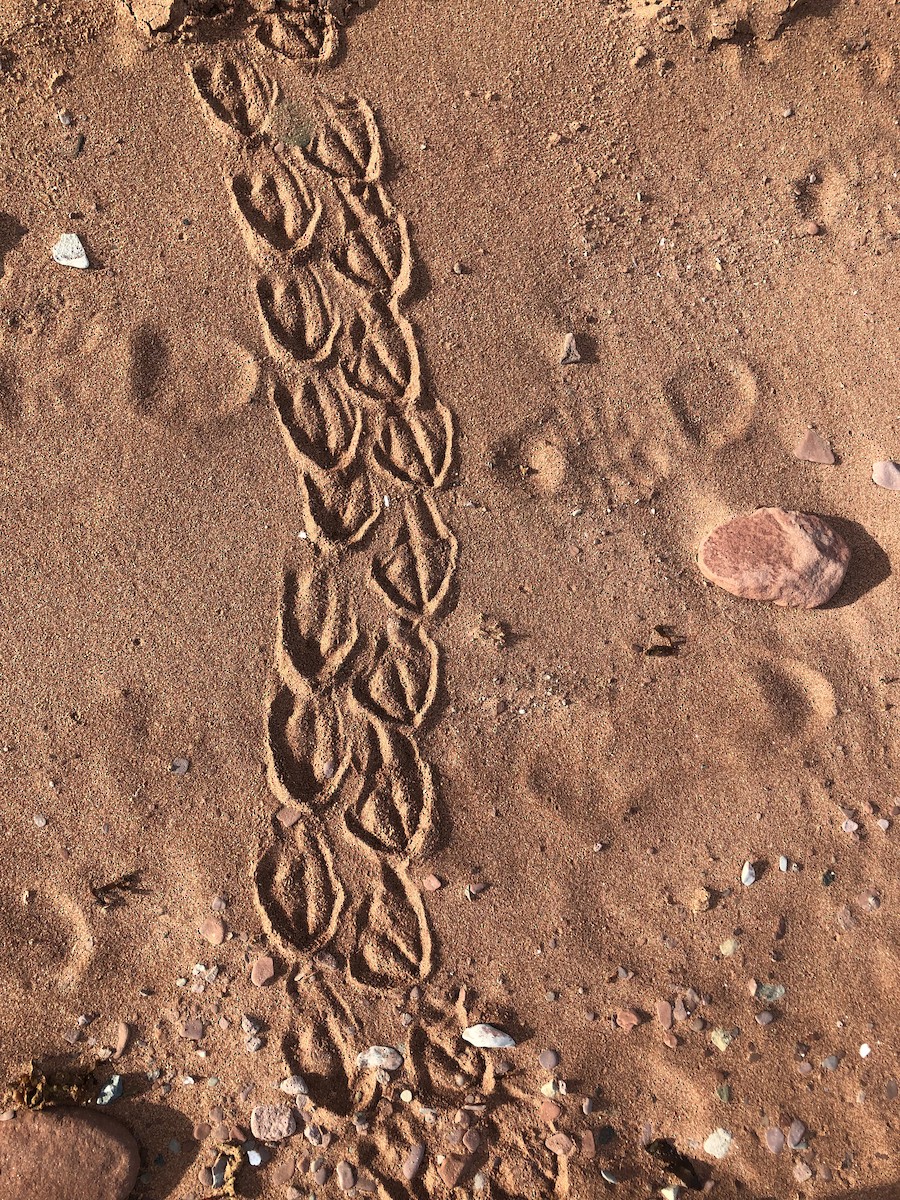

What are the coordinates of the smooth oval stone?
(764, 1126, 785, 1154)
(698, 508, 850, 608)
(402, 1142, 425, 1181)
(0, 1107, 139, 1200)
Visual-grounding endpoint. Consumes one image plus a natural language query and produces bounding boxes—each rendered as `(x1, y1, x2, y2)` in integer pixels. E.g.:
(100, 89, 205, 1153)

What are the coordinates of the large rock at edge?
(698, 507, 850, 608)
(0, 1107, 139, 1200)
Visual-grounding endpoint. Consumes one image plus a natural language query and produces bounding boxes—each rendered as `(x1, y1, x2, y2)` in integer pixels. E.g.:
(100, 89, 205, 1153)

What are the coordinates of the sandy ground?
(0, 0, 899, 1197)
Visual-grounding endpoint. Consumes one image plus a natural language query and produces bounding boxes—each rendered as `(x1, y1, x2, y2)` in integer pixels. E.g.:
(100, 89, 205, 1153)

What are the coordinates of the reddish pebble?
(787, 1119, 806, 1148)
(764, 1127, 784, 1154)
(180, 1018, 203, 1041)
(402, 1143, 425, 1181)
(538, 1049, 560, 1070)
(251, 955, 275, 987)
(250, 1105, 296, 1143)
(656, 1000, 673, 1030)
(462, 1129, 480, 1153)
(112, 1023, 130, 1059)
(545, 1132, 575, 1155)
(698, 507, 850, 608)
(437, 1154, 468, 1187)
(422, 874, 442, 892)
(272, 1155, 295, 1185)
(581, 1130, 597, 1160)
(199, 916, 225, 946)
(615, 1008, 641, 1032)
(793, 428, 835, 465)
(662, 1030, 679, 1049)
(192, 1123, 211, 1141)
(335, 1161, 355, 1191)
(539, 1100, 562, 1125)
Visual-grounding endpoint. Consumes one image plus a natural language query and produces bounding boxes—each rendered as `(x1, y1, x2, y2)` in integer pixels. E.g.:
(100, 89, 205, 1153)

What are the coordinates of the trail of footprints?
(185, 28, 570, 1200)
(185, 44, 456, 1007)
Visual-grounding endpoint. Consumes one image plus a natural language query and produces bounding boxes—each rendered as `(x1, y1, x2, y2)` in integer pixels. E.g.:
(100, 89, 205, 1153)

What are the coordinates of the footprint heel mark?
(373, 398, 455, 490)
(298, 459, 382, 547)
(343, 720, 438, 859)
(304, 94, 384, 183)
(256, 266, 341, 367)
(0, 211, 27, 284)
(405, 1018, 476, 1102)
(266, 684, 352, 810)
(349, 860, 433, 989)
(282, 980, 360, 1118)
(253, 4, 340, 66)
(371, 492, 459, 619)
(338, 296, 421, 408)
(351, 619, 439, 729)
(127, 321, 170, 417)
(662, 354, 759, 452)
(271, 369, 363, 474)
(332, 182, 413, 301)
(276, 563, 359, 694)
(186, 55, 278, 143)
(254, 821, 345, 954)
(0, 360, 22, 428)
(227, 152, 323, 266)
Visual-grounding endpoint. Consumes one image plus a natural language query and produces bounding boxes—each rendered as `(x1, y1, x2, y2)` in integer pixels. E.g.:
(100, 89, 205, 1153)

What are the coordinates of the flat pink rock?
(251, 954, 276, 987)
(793, 428, 834, 465)
(0, 1107, 139, 1200)
(872, 460, 900, 491)
(698, 508, 850, 608)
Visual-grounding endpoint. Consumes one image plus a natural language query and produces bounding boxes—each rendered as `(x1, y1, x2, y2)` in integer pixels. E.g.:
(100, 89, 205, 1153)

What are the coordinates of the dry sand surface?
(0, 0, 899, 1197)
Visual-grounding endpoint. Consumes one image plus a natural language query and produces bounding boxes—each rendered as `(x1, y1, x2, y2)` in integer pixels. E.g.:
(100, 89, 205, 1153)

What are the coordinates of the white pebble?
(860, 1043, 872, 1058)
(52, 233, 89, 270)
(278, 1075, 308, 1096)
(462, 1023, 516, 1049)
(740, 861, 756, 886)
(703, 1128, 733, 1159)
(355, 1046, 403, 1071)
